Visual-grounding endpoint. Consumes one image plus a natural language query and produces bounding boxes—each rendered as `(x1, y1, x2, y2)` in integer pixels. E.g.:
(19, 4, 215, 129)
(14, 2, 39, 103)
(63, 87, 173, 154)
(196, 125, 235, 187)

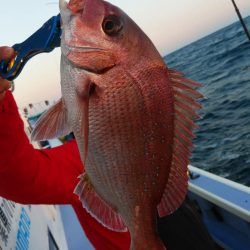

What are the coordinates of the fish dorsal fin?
(31, 98, 72, 141)
(74, 173, 127, 232)
(157, 69, 202, 217)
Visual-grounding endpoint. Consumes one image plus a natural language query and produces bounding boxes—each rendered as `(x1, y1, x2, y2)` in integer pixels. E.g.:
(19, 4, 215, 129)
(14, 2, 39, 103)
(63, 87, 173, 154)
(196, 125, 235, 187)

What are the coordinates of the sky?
(1, 0, 250, 108)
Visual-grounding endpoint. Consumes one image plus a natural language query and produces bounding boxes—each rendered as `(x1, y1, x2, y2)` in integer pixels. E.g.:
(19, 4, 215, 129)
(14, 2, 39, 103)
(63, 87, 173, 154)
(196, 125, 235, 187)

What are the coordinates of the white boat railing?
(188, 165, 250, 223)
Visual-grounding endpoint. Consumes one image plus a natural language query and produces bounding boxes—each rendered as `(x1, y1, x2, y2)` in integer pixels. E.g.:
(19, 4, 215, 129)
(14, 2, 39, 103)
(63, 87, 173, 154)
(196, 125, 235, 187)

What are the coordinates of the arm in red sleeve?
(0, 91, 82, 204)
(0, 91, 131, 250)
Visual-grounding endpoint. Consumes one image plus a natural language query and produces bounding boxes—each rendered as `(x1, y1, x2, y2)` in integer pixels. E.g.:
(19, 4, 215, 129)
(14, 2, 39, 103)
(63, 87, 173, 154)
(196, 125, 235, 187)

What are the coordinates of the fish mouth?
(62, 44, 116, 74)
(63, 44, 103, 53)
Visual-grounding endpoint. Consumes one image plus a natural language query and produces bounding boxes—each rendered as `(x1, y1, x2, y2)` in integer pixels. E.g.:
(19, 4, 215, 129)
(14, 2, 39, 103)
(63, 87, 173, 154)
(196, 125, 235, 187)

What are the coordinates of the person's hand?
(0, 46, 15, 102)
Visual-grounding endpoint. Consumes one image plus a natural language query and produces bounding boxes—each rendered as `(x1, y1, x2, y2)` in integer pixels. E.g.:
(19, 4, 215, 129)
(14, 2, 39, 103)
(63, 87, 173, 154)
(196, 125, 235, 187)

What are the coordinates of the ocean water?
(164, 16, 250, 186)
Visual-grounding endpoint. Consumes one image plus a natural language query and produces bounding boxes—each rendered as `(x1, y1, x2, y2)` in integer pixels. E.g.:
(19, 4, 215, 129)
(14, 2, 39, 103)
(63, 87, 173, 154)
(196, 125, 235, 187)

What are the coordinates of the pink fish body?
(32, 0, 202, 249)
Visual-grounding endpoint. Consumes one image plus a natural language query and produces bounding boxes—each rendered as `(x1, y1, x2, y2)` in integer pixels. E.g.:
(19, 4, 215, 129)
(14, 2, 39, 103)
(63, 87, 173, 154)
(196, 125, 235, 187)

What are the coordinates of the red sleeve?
(0, 91, 82, 204)
(0, 91, 132, 249)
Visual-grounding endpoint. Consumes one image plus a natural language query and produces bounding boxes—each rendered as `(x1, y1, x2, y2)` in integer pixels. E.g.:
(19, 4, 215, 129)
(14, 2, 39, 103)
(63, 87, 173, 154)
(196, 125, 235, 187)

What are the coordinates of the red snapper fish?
(32, 0, 202, 249)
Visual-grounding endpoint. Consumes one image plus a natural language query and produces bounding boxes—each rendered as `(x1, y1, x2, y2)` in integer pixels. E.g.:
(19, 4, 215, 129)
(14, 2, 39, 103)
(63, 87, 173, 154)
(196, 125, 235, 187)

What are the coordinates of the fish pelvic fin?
(157, 69, 203, 217)
(31, 98, 72, 141)
(74, 173, 127, 232)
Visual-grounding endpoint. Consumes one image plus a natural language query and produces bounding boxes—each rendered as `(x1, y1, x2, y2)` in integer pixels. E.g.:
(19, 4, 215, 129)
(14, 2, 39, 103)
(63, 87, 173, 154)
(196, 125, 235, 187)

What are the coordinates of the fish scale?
(87, 71, 158, 197)
(84, 65, 173, 237)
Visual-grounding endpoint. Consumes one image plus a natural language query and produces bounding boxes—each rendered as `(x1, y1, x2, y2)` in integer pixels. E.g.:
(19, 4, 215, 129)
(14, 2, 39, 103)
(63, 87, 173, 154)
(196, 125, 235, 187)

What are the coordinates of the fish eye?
(102, 16, 123, 36)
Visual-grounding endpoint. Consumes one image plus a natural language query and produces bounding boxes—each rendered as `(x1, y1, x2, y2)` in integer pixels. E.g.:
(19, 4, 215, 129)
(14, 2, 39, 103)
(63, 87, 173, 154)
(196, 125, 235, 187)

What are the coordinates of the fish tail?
(130, 236, 166, 250)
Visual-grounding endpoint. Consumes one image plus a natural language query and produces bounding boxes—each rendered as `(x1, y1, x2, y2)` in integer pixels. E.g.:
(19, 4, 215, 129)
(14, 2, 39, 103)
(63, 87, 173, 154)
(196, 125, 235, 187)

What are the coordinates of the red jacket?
(0, 91, 130, 249)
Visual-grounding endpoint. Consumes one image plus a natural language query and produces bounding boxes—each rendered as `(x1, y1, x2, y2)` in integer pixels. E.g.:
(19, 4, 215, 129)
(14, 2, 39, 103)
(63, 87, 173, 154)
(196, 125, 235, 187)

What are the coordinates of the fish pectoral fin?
(74, 173, 127, 232)
(31, 98, 72, 141)
(157, 69, 202, 217)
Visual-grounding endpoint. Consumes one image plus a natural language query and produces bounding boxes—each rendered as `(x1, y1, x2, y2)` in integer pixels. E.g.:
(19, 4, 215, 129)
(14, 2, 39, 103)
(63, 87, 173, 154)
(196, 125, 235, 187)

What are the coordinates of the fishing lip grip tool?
(0, 14, 61, 81)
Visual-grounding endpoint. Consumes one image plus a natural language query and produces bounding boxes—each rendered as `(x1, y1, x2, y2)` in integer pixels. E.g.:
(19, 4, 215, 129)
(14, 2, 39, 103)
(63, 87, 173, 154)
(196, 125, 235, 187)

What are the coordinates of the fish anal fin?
(31, 98, 71, 141)
(158, 69, 202, 216)
(74, 173, 127, 232)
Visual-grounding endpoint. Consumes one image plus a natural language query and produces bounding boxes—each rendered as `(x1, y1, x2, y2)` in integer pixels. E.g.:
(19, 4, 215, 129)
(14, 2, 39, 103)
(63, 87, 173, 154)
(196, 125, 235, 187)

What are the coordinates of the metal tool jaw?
(0, 14, 61, 81)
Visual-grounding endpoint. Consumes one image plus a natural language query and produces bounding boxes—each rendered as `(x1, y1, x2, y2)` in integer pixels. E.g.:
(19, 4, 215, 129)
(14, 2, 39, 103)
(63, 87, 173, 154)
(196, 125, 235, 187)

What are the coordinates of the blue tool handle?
(0, 14, 61, 81)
